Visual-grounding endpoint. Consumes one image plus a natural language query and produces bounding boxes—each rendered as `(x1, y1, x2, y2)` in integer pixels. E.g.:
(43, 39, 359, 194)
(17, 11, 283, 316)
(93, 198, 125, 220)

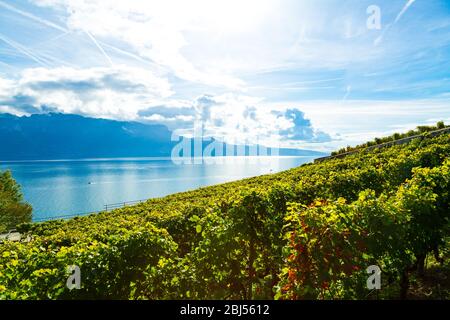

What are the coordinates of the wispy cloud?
(0, 1, 162, 71)
(342, 85, 351, 103)
(375, 0, 416, 46)
(32, 31, 71, 49)
(85, 31, 114, 67)
(0, 0, 67, 32)
(395, 0, 416, 23)
(0, 33, 49, 67)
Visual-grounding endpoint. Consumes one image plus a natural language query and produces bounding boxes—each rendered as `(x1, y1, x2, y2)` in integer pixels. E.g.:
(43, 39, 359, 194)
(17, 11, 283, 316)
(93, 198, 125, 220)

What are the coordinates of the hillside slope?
(0, 131, 449, 300)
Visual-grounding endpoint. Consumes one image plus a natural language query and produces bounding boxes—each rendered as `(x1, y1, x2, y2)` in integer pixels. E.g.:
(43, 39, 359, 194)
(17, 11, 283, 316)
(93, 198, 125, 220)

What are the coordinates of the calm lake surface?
(0, 156, 316, 222)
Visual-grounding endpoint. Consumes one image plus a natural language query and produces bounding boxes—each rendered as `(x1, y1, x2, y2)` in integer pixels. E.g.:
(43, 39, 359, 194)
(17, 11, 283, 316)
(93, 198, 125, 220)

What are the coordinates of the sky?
(0, 0, 449, 151)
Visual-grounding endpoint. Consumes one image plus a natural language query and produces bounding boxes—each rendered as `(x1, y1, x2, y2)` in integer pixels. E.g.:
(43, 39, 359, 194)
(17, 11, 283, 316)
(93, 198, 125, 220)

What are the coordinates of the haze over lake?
(0, 156, 316, 222)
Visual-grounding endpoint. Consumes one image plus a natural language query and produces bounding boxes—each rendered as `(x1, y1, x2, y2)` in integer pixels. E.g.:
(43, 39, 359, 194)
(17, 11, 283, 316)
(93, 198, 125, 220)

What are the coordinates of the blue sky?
(0, 0, 449, 151)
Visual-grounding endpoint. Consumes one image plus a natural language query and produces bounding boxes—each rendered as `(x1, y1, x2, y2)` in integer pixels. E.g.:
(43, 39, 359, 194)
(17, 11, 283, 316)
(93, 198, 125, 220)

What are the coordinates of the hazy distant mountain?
(0, 113, 326, 161)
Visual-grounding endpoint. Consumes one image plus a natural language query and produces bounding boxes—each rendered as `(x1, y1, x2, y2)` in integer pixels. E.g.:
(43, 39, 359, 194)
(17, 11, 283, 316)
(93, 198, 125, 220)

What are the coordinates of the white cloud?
(1, 63, 332, 148)
(0, 77, 14, 97)
(276, 99, 450, 151)
(169, 93, 331, 148)
(0, 65, 172, 119)
(31, 0, 256, 89)
(27, 0, 390, 84)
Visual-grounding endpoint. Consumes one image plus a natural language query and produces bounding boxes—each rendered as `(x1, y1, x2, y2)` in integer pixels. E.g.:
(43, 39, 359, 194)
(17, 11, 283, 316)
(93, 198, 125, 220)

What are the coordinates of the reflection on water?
(0, 156, 316, 221)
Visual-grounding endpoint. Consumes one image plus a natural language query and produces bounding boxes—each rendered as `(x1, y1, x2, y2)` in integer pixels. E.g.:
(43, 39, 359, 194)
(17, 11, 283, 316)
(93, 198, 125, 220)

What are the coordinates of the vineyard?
(330, 121, 449, 156)
(0, 131, 449, 300)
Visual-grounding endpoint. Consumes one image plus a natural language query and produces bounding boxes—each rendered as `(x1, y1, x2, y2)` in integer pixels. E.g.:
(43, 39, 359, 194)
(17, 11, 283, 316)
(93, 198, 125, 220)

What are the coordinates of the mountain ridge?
(0, 113, 326, 161)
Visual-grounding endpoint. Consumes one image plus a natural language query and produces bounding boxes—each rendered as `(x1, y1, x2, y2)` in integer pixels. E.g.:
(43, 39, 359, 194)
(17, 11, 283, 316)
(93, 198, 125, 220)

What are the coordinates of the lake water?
(0, 156, 316, 222)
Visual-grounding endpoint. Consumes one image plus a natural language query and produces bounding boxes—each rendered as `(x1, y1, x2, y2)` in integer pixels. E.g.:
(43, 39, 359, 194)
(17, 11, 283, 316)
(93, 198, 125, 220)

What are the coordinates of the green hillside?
(1, 131, 449, 300)
(331, 121, 449, 156)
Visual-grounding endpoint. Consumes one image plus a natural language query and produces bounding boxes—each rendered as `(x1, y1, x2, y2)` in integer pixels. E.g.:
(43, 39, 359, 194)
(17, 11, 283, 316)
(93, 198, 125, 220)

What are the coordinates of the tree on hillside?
(0, 170, 32, 233)
(437, 121, 445, 129)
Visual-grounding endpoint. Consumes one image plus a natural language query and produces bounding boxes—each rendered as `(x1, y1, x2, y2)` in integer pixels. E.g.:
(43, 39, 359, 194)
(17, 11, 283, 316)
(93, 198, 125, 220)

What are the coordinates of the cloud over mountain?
(277, 109, 332, 143)
(0, 66, 172, 119)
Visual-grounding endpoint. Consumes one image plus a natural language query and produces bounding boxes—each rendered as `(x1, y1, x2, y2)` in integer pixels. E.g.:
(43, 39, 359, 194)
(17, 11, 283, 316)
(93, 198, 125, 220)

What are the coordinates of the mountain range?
(0, 113, 326, 161)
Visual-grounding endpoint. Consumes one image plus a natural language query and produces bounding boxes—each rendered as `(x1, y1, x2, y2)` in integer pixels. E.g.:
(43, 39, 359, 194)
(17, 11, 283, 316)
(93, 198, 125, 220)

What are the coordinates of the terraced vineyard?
(1, 131, 449, 300)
